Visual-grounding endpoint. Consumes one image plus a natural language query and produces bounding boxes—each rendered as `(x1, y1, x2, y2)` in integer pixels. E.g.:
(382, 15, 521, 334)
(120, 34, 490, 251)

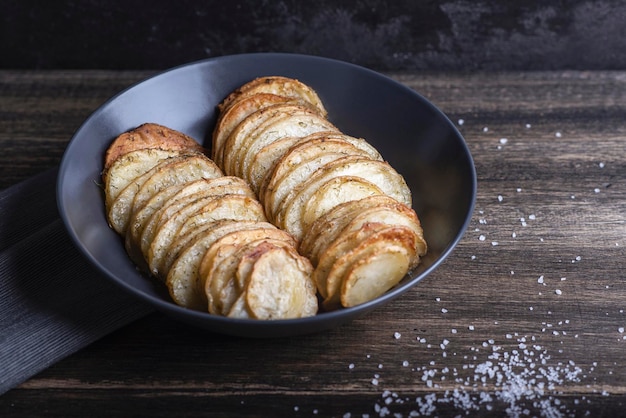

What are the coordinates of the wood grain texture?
(0, 70, 625, 417)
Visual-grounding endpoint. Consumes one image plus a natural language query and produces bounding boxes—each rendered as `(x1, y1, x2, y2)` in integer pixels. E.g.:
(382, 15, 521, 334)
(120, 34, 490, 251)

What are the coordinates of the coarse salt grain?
(394, 332, 401, 339)
(458, 119, 465, 126)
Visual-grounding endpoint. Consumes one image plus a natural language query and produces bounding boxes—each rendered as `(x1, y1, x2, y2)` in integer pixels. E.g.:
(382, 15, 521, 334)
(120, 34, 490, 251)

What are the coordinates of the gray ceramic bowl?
(57, 53, 476, 337)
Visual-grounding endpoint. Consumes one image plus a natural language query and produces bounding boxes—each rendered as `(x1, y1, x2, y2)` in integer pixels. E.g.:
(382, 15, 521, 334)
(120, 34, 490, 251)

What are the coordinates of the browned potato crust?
(103, 122, 205, 176)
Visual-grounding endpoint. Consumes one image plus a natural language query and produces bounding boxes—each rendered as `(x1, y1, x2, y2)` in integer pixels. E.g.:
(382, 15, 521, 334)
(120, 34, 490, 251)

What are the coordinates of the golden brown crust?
(103, 122, 205, 176)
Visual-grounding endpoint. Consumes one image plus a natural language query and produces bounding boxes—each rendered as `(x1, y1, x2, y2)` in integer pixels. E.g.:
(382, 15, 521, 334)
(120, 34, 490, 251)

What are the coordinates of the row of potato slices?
(212, 76, 427, 309)
(102, 123, 317, 319)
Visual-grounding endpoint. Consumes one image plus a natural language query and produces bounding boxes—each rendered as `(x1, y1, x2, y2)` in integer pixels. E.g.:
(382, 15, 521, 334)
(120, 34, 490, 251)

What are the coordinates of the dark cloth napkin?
(0, 168, 153, 395)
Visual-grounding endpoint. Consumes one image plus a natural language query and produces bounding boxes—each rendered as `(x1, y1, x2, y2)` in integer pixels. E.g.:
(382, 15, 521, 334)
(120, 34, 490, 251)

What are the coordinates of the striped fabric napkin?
(0, 168, 152, 395)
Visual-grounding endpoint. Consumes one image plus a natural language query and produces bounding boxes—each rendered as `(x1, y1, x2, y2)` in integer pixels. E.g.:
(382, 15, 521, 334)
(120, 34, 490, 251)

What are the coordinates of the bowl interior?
(57, 53, 476, 337)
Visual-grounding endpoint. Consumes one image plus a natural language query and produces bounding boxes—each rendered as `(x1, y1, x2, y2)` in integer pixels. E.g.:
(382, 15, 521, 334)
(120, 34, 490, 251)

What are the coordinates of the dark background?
(1, 0, 625, 71)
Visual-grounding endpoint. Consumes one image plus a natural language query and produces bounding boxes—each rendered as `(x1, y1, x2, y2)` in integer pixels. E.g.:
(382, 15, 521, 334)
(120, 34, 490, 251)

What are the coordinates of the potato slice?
(301, 176, 384, 233)
(312, 222, 389, 299)
(138, 177, 252, 257)
(218, 76, 327, 117)
(201, 227, 296, 314)
(223, 104, 325, 178)
(225, 293, 250, 319)
(107, 153, 216, 234)
(216, 239, 296, 316)
(128, 155, 223, 218)
(220, 103, 303, 176)
(287, 131, 384, 162)
(245, 246, 317, 320)
(239, 112, 339, 188)
(167, 229, 290, 311)
(299, 195, 389, 262)
(277, 156, 413, 241)
(340, 243, 411, 308)
(160, 194, 267, 276)
(167, 220, 275, 309)
(128, 176, 255, 255)
(322, 226, 417, 309)
(148, 195, 267, 279)
(104, 148, 182, 210)
(263, 138, 374, 222)
(212, 93, 301, 166)
(247, 135, 309, 196)
(103, 122, 205, 174)
(301, 195, 427, 266)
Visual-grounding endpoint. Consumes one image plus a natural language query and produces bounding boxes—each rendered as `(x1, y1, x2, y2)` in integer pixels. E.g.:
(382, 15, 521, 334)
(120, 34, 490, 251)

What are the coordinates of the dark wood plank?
(1, 70, 625, 417)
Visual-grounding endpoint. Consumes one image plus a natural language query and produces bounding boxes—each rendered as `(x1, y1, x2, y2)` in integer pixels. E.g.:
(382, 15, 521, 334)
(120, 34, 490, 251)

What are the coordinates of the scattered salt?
(458, 119, 465, 126)
(394, 332, 401, 340)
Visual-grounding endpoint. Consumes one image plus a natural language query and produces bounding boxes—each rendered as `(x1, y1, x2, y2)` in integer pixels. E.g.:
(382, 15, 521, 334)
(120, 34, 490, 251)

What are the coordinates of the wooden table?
(1, 69, 625, 417)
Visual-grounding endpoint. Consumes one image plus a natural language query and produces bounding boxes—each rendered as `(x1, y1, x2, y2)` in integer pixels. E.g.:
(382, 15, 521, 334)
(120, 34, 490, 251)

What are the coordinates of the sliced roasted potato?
(322, 226, 417, 308)
(168, 220, 277, 309)
(128, 155, 223, 218)
(313, 222, 389, 299)
(301, 195, 427, 266)
(263, 137, 377, 223)
(247, 135, 310, 195)
(245, 245, 317, 320)
(104, 148, 182, 210)
(160, 195, 267, 276)
(212, 93, 303, 166)
(107, 153, 216, 234)
(217, 239, 297, 316)
(217, 76, 327, 117)
(340, 243, 411, 308)
(239, 111, 339, 188)
(201, 227, 296, 314)
(300, 176, 384, 233)
(167, 229, 290, 311)
(103, 122, 205, 174)
(127, 176, 255, 256)
(149, 194, 267, 279)
(223, 104, 327, 179)
(277, 156, 412, 241)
